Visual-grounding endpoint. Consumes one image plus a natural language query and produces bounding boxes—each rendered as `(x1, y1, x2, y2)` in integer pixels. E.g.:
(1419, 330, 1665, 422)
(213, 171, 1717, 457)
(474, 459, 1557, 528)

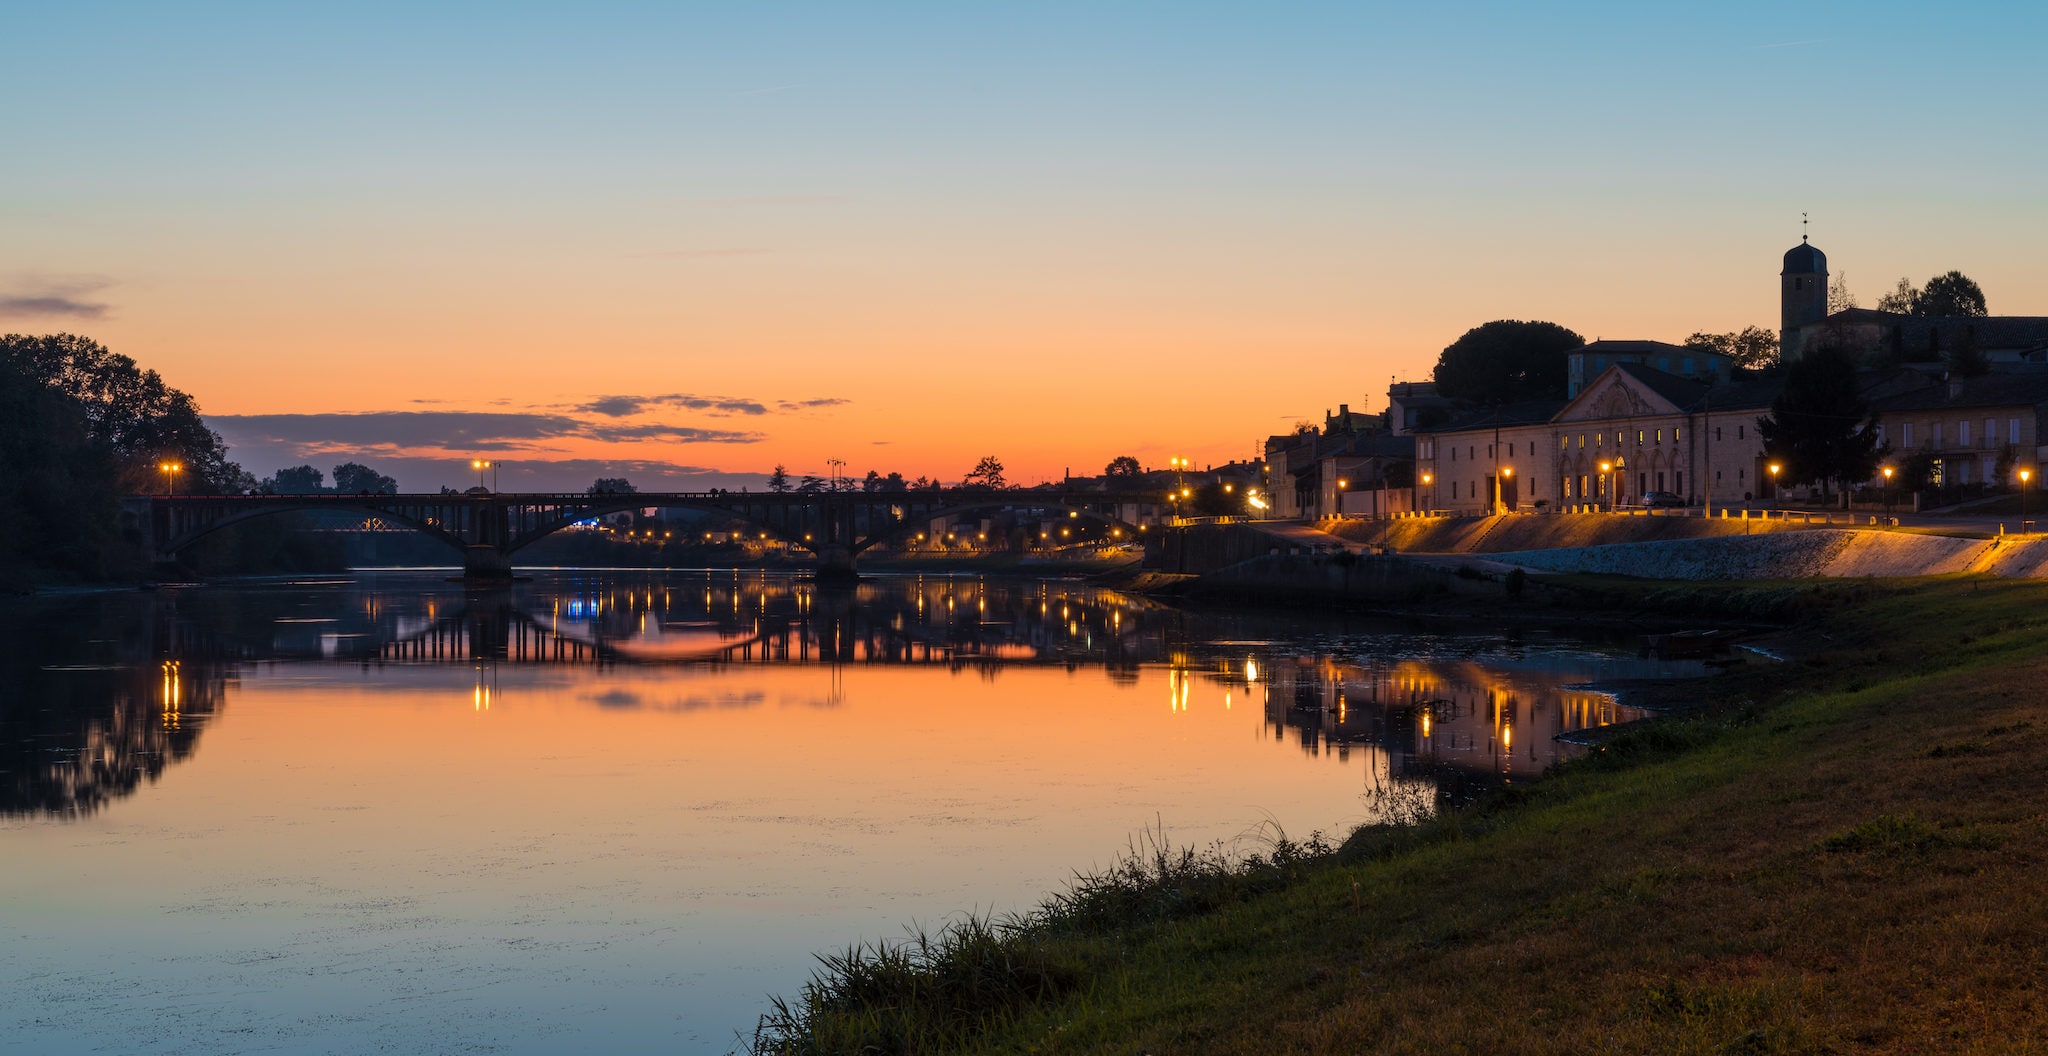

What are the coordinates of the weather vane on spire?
(1802, 212, 1809, 243)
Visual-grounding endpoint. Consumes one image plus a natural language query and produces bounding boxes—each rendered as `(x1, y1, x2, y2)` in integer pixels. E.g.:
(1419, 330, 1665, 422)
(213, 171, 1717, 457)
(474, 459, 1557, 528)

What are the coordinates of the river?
(0, 569, 1703, 1054)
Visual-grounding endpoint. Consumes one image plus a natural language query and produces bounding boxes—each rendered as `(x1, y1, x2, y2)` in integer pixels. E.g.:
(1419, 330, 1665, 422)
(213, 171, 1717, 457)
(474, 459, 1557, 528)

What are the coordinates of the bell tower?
(1779, 217, 1828, 362)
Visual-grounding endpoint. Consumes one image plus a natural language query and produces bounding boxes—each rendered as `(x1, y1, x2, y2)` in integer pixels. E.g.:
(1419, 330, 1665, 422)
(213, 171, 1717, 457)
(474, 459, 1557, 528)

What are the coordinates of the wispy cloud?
(779, 398, 850, 411)
(208, 410, 764, 452)
(0, 274, 114, 319)
(574, 394, 778, 418)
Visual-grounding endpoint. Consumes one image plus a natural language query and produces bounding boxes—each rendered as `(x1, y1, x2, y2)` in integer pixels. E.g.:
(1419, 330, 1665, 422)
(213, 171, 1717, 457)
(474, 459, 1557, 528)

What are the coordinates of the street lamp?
(2022, 467, 2034, 533)
(472, 459, 497, 491)
(1768, 462, 1782, 506)
(1599, 461, 1613, 513)
(1336, 477, 1347, 518)
(159, 461, 183, 496)
(1498, 466, 1514, 514)
(1881, 465, 1895, 515)
(1419, 471, 1433, 514)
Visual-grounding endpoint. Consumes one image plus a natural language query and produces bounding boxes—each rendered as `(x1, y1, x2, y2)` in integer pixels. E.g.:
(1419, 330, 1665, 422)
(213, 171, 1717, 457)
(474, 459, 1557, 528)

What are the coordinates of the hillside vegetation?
(754, 576, 2048, 1054)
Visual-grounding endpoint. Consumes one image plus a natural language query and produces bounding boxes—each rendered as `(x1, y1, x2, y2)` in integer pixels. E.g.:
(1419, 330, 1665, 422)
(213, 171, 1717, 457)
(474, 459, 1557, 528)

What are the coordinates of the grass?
(748, 576, 2048, 1055)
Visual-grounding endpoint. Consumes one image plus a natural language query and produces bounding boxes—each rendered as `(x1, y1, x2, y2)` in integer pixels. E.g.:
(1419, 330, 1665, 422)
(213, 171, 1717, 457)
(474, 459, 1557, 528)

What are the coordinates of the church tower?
(1779, 235, 1828, 362)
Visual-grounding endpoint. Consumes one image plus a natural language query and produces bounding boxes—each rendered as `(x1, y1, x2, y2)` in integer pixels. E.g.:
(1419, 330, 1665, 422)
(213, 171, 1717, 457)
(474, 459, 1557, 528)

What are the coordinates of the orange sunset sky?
(5, 4, 2043, 492)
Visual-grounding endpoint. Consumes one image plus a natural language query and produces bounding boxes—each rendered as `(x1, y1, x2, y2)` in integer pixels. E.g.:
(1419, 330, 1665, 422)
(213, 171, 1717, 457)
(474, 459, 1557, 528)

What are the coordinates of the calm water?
(0, 570, 1702, 1054)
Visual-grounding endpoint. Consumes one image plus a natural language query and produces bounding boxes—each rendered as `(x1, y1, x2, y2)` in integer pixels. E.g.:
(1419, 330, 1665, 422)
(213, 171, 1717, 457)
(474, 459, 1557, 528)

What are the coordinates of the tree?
(1876, 277, 1917, 314)
(0, 332, 243, 493)
(1875, 272, 1989, 317)
(333, 462, 399, 494)
(1682, 326, 1779, 370)
(861, 470, 883, 492)
(1430, 320, 1586, 404)
(587, 477, 636, 495)
(1754, 342, 1882, 501)
(766, 465, 791, 493)
(0, 355, 120, 576)
(1104, 455, 1142, 478)
(962, 456, 1006, 489)
(1915, 270, 1988, 317)
(797, 475, 826, 493)
(1827, 273, 1858, 314)
(268, 465, 325, 494)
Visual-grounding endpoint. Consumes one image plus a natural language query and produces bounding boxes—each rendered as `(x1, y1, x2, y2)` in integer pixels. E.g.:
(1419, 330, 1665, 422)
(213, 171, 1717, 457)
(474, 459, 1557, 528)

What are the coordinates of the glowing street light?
(158, 461, 183, 497)
(2022, 467, 2035, 532)
(1599, 461, 1613, 513)
(1882, 465, 1895, 514)
(471, 459, 497, 491)
(1768, 462, 1782, 505)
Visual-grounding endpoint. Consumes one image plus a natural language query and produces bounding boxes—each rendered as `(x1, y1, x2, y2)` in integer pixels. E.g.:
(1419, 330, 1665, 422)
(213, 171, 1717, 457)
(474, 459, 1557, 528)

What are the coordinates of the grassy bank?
(751, 575, 2048, 1054)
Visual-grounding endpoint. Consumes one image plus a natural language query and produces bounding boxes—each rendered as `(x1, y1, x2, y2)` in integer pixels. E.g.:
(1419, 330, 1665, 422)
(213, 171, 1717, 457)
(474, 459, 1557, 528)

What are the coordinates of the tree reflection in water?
(0, 570, 1702, 819)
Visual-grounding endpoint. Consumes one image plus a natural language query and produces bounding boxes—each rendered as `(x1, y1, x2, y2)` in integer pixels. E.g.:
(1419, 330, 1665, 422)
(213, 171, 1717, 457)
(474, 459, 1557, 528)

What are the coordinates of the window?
(1683, 357, 1695, 374)
(2012, 419, 2023, 446)
(1674, 426, 1681, 443)
(1903, 423, 1913, 447)
(1961, 420, 1971, 447)
(1675, 472, 1683, 493)
(1738, 425, 1745, 440)
(1595, 432, 1603, 448)
(1715, 427, 1723, 441)
(1933, 423, 1943, 448)
(1560, 435, 1568, 451)
(1655, 428, 1663, 445)
(1636, 430, 1645, 447)
(1658, 357, 1670, 371)
(1470, 446, 1475, 460)
(1987, 419, 1998, 449)
(1876, 424, 1886, 447)
(1578, 433, 1586, 449)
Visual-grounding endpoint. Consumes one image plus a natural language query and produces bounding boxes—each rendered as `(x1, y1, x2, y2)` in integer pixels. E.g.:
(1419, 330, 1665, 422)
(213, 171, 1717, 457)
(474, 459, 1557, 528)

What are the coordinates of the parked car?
(1641, 490, 1685, 508)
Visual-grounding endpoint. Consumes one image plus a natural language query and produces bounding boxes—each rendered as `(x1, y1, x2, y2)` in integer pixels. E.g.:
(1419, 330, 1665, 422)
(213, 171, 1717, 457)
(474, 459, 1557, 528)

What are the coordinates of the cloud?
(580, 396, 650, 417)
(208, 410, 766, 462)
(779, 398, 850, 411)
(575, 394, 770, 417)
(0, 274, 114, 319)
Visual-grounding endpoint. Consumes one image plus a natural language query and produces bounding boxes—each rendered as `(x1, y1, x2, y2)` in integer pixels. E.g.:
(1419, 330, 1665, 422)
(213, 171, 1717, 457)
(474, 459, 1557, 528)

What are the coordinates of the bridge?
(125, 488, 1170, 580)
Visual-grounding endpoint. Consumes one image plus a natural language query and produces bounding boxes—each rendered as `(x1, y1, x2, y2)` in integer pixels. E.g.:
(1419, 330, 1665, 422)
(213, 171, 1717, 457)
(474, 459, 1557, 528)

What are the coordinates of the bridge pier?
(462, 545, 516, 581)
(813, 544, 860, 585)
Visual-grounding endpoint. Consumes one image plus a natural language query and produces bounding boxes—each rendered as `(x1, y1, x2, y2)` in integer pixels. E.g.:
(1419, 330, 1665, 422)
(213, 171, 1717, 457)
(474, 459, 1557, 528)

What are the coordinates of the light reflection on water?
(0, 570, 1703, 1053)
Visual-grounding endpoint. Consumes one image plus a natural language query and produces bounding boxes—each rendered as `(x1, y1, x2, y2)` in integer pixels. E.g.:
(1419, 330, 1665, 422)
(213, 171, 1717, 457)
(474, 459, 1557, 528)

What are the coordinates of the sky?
(4, 2, 2045, 492)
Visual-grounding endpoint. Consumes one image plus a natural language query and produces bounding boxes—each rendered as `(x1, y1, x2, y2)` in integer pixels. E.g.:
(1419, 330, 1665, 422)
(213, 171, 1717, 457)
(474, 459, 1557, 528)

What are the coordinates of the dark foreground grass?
(751, 576, 2048, 1055)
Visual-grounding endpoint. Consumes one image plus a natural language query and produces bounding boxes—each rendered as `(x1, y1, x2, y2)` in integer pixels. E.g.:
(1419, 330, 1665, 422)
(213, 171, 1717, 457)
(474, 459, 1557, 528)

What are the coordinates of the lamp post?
(1881, 465, 1895, 515)
(2022, 467, 2034, 533)
(1336, 477, 1347, 518)
(1768, 462, 1781, 508)
(827, 457, 846, 491)
(1599, 461, 1612, 513)
(159, 461, 183, 497)
(472, 459, 497, 491)
(1419, 471, 1433, 515)
(1499, 466, 1514, 514)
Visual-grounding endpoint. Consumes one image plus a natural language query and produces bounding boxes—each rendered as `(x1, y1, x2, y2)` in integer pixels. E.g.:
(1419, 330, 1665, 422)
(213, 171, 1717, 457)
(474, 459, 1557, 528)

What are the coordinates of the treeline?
(1, 333, 242, 581)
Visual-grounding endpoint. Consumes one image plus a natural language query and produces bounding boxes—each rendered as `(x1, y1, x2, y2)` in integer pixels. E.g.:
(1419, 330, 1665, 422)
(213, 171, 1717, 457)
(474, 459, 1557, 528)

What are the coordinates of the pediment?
(1554, 367, 1683, 423)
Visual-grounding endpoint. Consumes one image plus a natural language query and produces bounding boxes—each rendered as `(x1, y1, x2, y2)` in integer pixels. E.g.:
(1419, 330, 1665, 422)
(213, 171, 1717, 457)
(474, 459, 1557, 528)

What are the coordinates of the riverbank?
(751, 574, 2048, 1054)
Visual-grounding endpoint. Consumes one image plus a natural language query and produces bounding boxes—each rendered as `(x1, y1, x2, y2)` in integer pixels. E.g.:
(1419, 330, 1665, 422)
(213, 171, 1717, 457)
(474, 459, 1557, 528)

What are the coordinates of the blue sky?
(4, 2, 2043, 489)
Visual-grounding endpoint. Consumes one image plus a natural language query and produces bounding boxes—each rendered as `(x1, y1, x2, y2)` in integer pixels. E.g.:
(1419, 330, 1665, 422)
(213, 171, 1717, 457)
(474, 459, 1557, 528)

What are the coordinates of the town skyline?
(5, 3, 2044, 492)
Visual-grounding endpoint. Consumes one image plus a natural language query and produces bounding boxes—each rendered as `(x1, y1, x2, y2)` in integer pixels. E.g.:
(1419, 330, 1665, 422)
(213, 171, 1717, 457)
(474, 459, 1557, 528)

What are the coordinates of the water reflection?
(1, 570, 1699, 821)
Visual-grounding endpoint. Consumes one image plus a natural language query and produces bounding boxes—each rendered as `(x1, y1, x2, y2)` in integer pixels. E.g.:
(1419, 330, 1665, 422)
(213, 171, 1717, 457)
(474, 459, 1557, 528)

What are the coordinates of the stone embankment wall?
(1326, 511, 1809, 556)
(1489, 530, 2048, 580)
